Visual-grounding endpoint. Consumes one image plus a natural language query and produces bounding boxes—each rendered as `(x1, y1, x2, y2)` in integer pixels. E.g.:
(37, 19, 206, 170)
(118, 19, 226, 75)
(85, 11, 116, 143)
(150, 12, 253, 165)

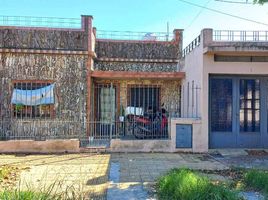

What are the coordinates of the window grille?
(12, 82, 55, 119)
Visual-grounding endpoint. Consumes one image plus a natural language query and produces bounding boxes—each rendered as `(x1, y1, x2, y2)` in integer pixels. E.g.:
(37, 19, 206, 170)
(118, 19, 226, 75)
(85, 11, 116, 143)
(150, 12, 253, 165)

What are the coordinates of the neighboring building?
(182, 29, 268, 149)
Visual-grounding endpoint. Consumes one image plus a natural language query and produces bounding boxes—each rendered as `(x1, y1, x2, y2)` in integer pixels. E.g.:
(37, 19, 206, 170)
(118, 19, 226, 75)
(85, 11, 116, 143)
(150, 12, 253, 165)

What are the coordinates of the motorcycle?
(131, 107, 168, 139)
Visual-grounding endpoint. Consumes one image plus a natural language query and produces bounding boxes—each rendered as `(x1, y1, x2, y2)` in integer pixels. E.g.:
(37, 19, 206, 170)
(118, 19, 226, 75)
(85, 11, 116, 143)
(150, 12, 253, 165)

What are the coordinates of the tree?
(254, 0, 268, 4)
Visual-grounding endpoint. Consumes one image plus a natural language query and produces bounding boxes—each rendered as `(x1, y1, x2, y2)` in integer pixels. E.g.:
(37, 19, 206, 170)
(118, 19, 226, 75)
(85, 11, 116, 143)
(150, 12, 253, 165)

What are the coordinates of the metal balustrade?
(0, 15, 81, 28)
(96, 30, 173, 41)
(182, 35, 201, 58)
(213, 30, 268, 42)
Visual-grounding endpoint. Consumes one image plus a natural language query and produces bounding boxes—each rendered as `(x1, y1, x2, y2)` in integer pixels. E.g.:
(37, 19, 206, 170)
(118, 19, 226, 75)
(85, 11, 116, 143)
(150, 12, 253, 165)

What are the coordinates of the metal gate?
(86, 82, 178, 147)
(85, 83, 120, 147)
(209, 76, 268, 148)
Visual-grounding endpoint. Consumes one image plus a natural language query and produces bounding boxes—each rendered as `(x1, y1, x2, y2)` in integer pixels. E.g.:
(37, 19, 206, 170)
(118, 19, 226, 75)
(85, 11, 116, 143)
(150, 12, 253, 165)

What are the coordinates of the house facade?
(0, 16, 94, 143)
(0, 15, 189, 152)
(182, 29, 268, 149)
(0, 15, 267, 153)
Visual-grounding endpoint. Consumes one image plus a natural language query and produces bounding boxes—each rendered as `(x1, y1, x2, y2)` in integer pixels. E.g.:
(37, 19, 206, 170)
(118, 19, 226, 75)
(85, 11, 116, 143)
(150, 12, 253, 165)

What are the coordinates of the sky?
(0, 0, 268, 47)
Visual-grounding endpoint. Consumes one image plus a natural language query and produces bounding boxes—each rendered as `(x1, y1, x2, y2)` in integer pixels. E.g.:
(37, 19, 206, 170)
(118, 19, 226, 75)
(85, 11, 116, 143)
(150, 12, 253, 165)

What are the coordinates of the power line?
(177, 0, 268, 26)
(184, 0, 212, 30)
(215, 0, 252, 4)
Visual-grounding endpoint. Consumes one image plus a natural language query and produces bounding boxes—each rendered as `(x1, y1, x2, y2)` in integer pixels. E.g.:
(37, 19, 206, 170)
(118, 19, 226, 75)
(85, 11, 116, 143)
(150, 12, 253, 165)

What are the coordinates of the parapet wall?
(0, 29, 87, 50)
(95, 40, 180, 60)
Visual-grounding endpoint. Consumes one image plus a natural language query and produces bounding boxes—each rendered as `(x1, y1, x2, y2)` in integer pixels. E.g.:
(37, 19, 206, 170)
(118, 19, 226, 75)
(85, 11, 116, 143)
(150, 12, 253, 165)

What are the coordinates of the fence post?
(109, 83, 113, 140)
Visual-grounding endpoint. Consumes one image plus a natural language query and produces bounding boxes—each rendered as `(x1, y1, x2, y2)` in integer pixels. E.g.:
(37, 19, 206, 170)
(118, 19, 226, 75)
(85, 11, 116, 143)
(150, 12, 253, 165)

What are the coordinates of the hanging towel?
(11, 84, 55, 106)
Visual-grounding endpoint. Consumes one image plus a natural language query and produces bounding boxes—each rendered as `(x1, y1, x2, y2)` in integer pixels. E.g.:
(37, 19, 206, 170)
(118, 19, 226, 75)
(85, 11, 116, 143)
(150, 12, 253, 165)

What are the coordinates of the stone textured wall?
(0, 29, 87, 50)
(0, 53, 87, 121)
(95, 40, 179, 59)
(94, 61, 177, 72)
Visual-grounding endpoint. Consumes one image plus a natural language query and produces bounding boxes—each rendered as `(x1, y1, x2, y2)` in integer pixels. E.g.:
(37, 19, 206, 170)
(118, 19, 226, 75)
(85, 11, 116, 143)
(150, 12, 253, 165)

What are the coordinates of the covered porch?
(87, 70, 185, 146)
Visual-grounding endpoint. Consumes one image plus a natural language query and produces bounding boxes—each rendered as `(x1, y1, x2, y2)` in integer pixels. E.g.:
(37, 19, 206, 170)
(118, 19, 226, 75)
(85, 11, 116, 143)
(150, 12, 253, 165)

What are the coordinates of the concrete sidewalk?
(2, 152, 267, 199)
(107, 153, 228, 200)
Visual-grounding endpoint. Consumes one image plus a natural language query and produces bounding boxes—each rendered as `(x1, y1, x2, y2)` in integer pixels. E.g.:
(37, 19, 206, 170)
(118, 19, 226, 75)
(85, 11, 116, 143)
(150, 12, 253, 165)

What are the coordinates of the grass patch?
(0, 190, 60, 200)
(244, 169, 268, 195)
(157, 168, 240, 200)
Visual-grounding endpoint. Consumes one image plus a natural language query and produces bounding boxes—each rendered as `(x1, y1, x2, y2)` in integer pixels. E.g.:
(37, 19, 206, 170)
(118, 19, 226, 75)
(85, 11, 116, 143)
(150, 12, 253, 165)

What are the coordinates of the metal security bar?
(0, 120, 85, 141)
(0, 16, 81, 28)
(96, 30, 173, 41)
(0, 81, 181, 146)
(181, 81, 201, 118)
(213, 30, 268, 42)
(91, 84, 181, 141)
(12, 82, 54, 119)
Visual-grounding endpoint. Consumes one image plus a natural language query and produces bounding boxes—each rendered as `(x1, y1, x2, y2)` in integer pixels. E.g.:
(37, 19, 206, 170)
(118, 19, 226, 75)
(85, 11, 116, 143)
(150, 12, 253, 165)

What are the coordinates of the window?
(127, 85, 160, 113)
(214, 55, 268, 62)
(239, 79, 260, 132)
(12, 81, 55, 119)
(210, 78, 233, 132)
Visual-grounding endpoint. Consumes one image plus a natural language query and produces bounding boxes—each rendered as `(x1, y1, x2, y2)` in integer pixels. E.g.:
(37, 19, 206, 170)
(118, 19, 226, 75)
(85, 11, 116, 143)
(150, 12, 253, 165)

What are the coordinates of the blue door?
(209, 76, 267, 148)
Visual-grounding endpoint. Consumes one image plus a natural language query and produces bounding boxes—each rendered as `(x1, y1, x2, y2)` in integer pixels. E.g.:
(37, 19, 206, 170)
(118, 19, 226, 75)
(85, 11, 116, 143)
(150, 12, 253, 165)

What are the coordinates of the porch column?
(82, 15, 94, 137)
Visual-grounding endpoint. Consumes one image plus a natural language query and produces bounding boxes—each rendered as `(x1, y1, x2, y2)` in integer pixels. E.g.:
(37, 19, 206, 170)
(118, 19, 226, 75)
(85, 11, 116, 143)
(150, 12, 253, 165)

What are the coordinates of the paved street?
(0, 151, 267, 199)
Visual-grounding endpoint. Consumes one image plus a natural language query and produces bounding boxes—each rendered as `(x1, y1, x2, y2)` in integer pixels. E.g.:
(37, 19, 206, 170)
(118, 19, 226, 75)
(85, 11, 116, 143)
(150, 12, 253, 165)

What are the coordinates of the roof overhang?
(204, 42, 268, 56)
(90, 70, 185, 80)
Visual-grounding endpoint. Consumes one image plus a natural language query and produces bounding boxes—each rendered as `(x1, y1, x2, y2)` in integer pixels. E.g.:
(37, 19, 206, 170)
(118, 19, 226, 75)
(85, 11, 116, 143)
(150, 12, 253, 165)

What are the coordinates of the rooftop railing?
(96, 30, 174, 41)
(213, 30, 268, 42)
(182, 35, 201, 58)
(0, 15, 81, 29)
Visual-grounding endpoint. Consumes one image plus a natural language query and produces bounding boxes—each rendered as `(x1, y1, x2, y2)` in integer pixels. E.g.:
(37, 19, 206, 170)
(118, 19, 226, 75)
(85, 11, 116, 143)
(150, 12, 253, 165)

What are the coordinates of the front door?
(236, 78, 262, 148)
(93, 83, 117, 140)
(210, 76, 267, 148)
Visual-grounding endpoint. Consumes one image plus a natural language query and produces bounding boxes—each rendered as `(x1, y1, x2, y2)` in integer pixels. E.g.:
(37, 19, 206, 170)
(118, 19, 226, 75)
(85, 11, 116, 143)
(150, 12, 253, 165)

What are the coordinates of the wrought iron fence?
(0, 15, 81, 28)
(181, 81, 201, 118)
(91, 83, 181, 141)
(0, 82, 181, 145)
(96, 30, 173, 41)
(213, 30, 268, 42)
(182, 35, 201, 58)
(0, 120, 85, 141)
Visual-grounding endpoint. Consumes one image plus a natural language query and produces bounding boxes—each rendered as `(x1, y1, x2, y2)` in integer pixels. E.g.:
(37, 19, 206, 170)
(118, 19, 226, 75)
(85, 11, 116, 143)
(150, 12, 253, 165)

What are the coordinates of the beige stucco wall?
(110, 139, 172, 152)
(171, 118, 204, 152)
(110, 118, 203, 153)
(181, 45, 203, 118)
(181, 32, 206, 151)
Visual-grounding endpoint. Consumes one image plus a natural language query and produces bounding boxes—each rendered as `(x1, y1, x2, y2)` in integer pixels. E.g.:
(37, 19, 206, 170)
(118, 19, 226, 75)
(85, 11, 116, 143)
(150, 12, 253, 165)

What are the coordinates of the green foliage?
(14, 104, 24, 112)
(0, 177, 89, 200)
(0, 190, 58, 200)
(120, 105, 125, 116)
(157, 168, 240, 200)
(244, 170, 268, 195)
(253, 0, 268, 4)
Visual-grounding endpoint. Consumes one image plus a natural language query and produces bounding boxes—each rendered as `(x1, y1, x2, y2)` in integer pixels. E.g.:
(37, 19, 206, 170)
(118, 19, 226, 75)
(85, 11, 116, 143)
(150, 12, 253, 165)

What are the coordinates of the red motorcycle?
(132, 108, 168, 139)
